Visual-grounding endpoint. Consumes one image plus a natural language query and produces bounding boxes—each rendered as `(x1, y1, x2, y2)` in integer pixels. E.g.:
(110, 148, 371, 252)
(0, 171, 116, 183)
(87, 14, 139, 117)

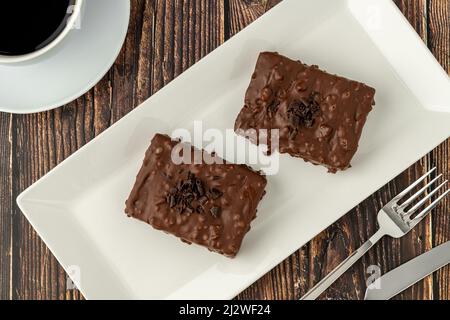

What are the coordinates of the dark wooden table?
(0, 0, 448, 300)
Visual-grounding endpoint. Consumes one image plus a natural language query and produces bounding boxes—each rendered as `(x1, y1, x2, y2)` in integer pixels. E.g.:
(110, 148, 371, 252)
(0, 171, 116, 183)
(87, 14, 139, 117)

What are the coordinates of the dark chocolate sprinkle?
(267, 99, 280, 116)
(195, 179, 205, 196)
(166, 171, 223, 215)
(287, 92, 321, 130)
(210, 188, 224, 200)
(196, 206, 204, 213)
(198, 196, 208, 205)
(210, 206, 221, 218)
(169, 195, 177, 208)
(186, 206, 194, 214)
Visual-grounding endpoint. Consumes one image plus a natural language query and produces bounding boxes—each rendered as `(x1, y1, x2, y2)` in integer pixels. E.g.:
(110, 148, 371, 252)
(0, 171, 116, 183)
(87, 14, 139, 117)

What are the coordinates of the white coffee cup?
(0, 0, 84, 64)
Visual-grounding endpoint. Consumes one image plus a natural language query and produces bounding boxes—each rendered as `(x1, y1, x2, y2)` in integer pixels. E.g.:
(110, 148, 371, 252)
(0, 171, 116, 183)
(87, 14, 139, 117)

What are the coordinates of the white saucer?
(0, 0, 130, 114)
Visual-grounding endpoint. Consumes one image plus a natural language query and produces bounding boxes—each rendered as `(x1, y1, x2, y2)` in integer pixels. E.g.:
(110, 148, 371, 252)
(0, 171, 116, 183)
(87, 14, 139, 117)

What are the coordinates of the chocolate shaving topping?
(196, 206, 204, 213)
(165, 171, 224, 217)
(198, 196, 208, 205)
(267, 99, 280, 116)
(209, 188, 223, 200)
(168, 195, 177, 208)
(287, 92, 321, 130)
(210, 206, 221, 218)
(195, 179, 205, 196)
(185, 206, 194, 214)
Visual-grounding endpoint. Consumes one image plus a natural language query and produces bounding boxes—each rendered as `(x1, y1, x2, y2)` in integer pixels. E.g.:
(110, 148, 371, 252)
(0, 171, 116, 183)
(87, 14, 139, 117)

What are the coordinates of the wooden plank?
(110, 0, 151, 121)
(427, 0, 450, 301)
(427, 0, 450, 71)
(152, 0, 225, 93)
(11, 112, 63, 299)
(135, 0, 156, 105)
(0, 113, 12, 300)
(10, 99, 96, 299)
(228, 0, 266, 36)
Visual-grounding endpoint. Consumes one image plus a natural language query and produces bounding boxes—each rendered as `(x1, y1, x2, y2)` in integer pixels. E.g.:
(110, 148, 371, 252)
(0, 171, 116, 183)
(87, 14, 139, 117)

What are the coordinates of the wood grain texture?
(427, 0, 450, 301)
(0, 0, 448, 300)
(0, 113, 12, 300)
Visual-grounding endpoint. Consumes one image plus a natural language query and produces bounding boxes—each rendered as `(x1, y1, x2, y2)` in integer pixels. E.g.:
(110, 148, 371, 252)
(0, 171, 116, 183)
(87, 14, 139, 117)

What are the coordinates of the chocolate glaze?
(234, 52, 376, 173)
(125, 134, 267, 257)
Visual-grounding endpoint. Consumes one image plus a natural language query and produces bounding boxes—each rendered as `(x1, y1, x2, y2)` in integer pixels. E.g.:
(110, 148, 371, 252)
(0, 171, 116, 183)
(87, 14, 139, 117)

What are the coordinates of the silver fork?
(301, 167, 449, 300)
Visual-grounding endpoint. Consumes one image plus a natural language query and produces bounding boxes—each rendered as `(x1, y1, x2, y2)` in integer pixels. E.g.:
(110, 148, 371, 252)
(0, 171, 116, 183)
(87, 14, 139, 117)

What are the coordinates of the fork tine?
(412, 188, 449, 223)
(400, 174, 442, 209)
(405, 180, 448, 217)
(392, 167, 436, 202)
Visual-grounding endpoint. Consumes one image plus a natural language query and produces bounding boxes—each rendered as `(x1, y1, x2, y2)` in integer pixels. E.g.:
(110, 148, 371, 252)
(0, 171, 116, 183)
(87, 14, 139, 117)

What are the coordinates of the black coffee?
(0, 0, 76, 56)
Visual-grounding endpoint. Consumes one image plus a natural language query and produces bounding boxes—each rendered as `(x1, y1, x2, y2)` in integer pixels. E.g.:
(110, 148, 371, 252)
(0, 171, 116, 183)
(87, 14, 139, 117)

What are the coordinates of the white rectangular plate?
(18, 0, 450, 299)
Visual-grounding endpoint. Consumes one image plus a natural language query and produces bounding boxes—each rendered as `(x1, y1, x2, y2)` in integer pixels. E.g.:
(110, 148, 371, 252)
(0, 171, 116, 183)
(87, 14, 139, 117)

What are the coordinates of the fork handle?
(301, 229, 385, 300)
